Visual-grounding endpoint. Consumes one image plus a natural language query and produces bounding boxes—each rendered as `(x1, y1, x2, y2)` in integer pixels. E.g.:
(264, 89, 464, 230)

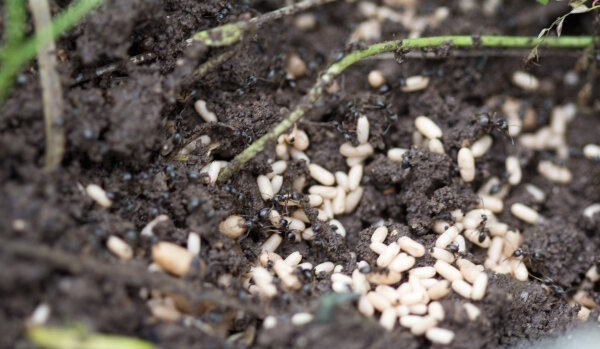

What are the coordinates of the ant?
(444, 243, 472, 259)
(474, 197, 491, 244)
(512, 248, 545, 262)
(478, 112, 508, 134)
(528, 273, 568, 298)
(477, 112, 516, 145)
(476, 213, 490, 243)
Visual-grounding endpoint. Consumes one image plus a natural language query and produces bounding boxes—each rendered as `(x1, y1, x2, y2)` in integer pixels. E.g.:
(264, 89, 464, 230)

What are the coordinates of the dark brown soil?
(1, 0, 600, 348)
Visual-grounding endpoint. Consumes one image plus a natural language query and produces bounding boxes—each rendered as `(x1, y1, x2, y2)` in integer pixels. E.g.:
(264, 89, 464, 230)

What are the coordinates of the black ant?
(512, 248, 544, 261)
(528, 273, 568, 298)
(477, 112, 516, 145)
(445, 243, 472, 259)
(478, 112, 508, 134)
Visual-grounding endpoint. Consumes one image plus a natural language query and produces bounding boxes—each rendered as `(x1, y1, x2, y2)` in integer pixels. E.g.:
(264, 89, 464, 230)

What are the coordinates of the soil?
(1, 0, 600, 348)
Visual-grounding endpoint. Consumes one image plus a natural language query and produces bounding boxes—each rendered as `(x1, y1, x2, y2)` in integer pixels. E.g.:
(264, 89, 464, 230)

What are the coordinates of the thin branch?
(191, 0, 337, 47)
(0, 0, 104, 104)
(184, 0, 336, 84)
(250, 0, 336, 27)
(191, 47, 236, 82)
(217, 35, 595, 183)
(72, 52, 157, 85)
(30, 0, 65, 170)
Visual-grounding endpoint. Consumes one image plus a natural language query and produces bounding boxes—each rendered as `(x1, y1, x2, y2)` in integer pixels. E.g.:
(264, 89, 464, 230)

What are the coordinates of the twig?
(186, 0, 337, 81)
(29, 0, 65, 170)
(217, 35, 595, 183)
(191, 47, 236, 82)
(191, 0, 337, 47)
(0, 238, 262, 315)
(0, 0, 105, 104)
(72, 52, 157, 84)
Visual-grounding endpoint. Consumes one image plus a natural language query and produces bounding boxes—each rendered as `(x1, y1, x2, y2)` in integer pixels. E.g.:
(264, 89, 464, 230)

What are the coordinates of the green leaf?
(537, 0, 549, 5)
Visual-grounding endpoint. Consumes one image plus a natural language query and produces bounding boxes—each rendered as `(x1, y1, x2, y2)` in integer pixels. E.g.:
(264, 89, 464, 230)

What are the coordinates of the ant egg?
(294, 13, 317, 31)
(512, 71, 539, 91)
(257, 175, 274, 201)
(583, 144, 600, 160)
(340, 142, 374, 158)
(471, 273, 488, 301)
(457, 148, 475, 182)
(329, 219, 346, 237)
(505, 156, 522, 185)
(308, 164, 335, 185)
(387, 147, 408, 163)
(86, 184, 112, 208)
(402, 76, 430, 93)
(426, 327, 455, 345)
(286, 53, 307, 79)
(583, 203, 600, 219)
(415, 116, 442, 139)
(428, 138, 445, 154)
(194, 100, 218, 123)
(358, 296, 375, 317)
(293, 129, 310, 151)
(314, 261, 335, 275)
(219, 215, 247, 239)
(399, 236, 426, 257)
(348, 164, 363, 191)
(377, 242, 401, 268)
(435, 226, 459, 248)
(335, 171, 349, 191)
(107, 235, 133, 261)
(187, 232, 201, 256)
(152, 242, 194, 277)
(463, 303, 481, 320)
(537, 160, 572, 184)
(427, 280, 450, 300)
(368, 70, 385, 89)
(451, 279, 473, 299)
(332, 187, 346, 215)
(470, 135, 493, 158)
(345, 187, 364, 213)
(428, 302, 445, 321)
(430, 247, 455, 264)
(434, 260, 462, 282)
(389, 253, 415, 273)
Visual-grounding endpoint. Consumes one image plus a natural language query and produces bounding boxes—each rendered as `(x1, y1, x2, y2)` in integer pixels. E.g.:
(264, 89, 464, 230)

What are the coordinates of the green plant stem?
(5, 0, 27, 50)
(0, 0, 104, 104)
(217, 35, 595, 183)
(28, 326, 154, 349)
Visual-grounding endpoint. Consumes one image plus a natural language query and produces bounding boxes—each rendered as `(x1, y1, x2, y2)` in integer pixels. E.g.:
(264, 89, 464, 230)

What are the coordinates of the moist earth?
(1, 0, 599, 348)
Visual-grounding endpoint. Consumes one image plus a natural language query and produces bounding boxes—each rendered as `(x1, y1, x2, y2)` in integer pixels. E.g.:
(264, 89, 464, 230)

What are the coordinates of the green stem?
(5, 0, 27, 50)
(0, 0, 104, 104)
(217, 35, 595, 183)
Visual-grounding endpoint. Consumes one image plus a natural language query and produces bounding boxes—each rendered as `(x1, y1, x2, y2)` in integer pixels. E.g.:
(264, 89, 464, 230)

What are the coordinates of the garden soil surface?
(1, 0, 600, 348)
